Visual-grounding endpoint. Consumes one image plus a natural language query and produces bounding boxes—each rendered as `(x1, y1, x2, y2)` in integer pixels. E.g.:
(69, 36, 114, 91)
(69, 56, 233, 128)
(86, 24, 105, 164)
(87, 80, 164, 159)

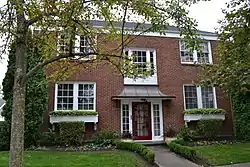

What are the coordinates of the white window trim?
(75, 35, 98, 60)
(126, 48, 157, 76)
(179, 41, 213, 64)
(183, 84, 217, 110)
(54, 82, 96, 112)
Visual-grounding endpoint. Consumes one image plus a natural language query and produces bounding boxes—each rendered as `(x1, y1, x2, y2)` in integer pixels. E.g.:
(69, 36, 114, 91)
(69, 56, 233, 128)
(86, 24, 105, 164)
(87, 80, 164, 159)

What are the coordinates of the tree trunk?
(9, 1, 28, 166)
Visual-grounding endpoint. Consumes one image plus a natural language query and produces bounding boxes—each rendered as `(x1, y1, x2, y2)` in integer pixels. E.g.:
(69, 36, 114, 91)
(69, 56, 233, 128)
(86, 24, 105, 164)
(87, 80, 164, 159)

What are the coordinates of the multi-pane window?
(201, 87, 215, 108)
(57, 84, 74, 110)
(126, 49, 156, 76)
(153, 104, 161, 136)
(55, 83, 96, 111)
(78, 84, 95, 110)
(180, 41, 212, 64)
(80, 36, 93, 54)
(184, 86, 198, 109)
(58, 34, 70, 54)
(180, 42, 194, 63)
(133, 51, 147, 74)
(122, 104, 130, 134)
(184, 85, 216, 109)
(197, 42, 210, 64)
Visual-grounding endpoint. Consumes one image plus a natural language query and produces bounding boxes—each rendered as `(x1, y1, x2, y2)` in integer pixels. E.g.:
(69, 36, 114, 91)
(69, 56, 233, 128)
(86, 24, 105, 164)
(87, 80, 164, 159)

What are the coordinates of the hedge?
(168, 139, 198, 161)
(115, 141, 155, 164)
(197, 119, 223, 140)
(51, 111, 97, 116)
(58, 122, 85, 146)
(184, 108, 226, 115)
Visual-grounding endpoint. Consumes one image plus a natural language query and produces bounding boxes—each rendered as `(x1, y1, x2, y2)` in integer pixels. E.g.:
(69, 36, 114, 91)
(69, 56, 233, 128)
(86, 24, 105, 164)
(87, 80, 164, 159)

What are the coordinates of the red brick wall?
(44, 35, 234, 136)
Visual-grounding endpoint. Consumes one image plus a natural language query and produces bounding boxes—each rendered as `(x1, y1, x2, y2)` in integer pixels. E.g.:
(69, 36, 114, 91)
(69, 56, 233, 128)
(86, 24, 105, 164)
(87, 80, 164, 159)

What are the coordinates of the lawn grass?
(0, 151, 149, 167)
(195, 143, 250, 166)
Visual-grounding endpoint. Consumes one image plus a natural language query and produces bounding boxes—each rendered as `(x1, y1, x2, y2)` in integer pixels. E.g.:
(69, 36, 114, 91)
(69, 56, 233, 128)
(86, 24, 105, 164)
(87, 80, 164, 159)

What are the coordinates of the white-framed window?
(153, 104, 160, 136)
(58, 32, 96, 60)
(58, 33, 71, 54)
(183, 85, 217, 110)
(180, 41, 212, 64)
(55, 82, 96, 111)
(121, 104, 130, 134)
(126, 48, 156, 76)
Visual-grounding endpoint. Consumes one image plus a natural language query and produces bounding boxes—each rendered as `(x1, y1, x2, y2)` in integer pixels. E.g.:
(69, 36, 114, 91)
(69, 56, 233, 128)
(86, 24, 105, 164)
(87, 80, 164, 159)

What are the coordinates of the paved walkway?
(149, 146, 200, 167)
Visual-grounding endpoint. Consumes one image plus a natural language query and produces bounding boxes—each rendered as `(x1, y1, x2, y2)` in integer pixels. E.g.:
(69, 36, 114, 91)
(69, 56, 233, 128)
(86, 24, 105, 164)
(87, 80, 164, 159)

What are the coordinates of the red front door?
(132, 102, 152, 140)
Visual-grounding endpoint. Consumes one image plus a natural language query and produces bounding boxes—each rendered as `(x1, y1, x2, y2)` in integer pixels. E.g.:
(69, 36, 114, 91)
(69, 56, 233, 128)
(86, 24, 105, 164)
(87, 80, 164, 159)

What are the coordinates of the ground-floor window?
(183, 85, 216, 109)
(122, 104, 130, 135)
(153, 104, 160, 136)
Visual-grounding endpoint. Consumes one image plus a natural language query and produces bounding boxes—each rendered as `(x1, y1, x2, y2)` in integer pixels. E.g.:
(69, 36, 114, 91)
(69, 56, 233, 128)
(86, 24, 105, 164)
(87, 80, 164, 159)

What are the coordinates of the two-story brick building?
(45, 20, 233, 142)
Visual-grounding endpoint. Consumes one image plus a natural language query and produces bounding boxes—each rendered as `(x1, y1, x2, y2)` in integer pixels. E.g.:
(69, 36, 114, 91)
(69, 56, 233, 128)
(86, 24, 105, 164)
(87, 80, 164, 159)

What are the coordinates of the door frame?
(132, 102, 152, 140)
(120, 99, 164, 141)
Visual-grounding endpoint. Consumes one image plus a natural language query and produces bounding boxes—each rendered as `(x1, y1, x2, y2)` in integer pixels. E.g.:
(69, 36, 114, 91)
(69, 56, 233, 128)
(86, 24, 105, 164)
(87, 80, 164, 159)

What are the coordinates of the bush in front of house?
(197, 119, 223, 140)
(93, 130, 120, 146)
(168, 139, 198, 161)
(183, 108, 226, 115)
(38, 131, 58, 146)
(115, 141, 155, 164)
(177, 126, 196, 141)
(58, 122, 85, 146)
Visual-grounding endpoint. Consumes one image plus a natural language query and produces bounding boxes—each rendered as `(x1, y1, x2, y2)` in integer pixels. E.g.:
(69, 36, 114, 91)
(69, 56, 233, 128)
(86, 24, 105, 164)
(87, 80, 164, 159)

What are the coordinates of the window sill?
(181, 62, 213, 65)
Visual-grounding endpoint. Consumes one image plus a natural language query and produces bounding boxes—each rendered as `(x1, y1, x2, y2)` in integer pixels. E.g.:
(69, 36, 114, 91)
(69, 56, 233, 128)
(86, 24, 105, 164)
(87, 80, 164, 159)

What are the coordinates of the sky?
(0, 0, 229, 87)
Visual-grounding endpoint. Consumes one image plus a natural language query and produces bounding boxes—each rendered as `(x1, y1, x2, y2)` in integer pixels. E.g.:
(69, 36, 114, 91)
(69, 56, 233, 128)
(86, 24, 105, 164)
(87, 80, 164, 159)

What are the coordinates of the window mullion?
(197, 86, 202, 108)
(193, 50, 198, 63)
(73, 83, 78, 110)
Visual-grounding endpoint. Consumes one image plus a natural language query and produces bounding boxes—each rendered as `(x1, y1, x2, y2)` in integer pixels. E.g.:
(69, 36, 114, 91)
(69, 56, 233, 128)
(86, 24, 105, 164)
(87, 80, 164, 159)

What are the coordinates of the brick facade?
(44, 35, 234, 138)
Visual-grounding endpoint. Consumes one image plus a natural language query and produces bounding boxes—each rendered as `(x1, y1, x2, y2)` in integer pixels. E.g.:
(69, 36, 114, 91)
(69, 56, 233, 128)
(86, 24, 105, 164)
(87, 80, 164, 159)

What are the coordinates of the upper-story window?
(183, 85, 217, 110)
(180, 41, 212, 64)
(58, 33, 96, 60)
(124, 48, 157, 85)
(55, 82, 96, 111)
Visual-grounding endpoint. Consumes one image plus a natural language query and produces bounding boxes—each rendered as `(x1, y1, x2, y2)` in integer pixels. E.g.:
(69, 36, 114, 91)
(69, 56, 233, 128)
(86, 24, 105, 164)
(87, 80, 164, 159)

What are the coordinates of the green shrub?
(115, 141, 155, 164)
(38, 131, 57, 146)
(184, 108, 226, 115)
(0, 121, 10, 151)
(168, 140, 197, 161)
(58, 122, 85, 146)
(51, 111, 97, 116)
(93, 130, 120, 146)
(197, 119, 223, 140)
(178, 126, 195, 141)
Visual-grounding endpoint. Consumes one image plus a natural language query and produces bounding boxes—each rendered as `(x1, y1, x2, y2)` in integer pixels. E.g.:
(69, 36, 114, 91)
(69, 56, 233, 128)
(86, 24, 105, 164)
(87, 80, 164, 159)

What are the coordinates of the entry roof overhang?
(112, 86, 176, 100)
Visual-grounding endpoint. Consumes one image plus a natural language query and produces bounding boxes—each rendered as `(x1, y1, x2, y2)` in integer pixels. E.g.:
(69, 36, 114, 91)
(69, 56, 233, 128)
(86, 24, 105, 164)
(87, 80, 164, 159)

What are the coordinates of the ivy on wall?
(1, 33, 48, 149)
(231, 92, 250, 140)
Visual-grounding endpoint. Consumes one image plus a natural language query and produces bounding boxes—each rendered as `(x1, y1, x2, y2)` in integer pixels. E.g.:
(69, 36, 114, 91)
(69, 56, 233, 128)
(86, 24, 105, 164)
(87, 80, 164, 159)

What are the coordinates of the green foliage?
(38, 131, 57, 146)
(199, 1, 250, 92)
(231, 92, 250, 140)
(51, 111, 98, 116)
(1, 36, 48, 148)
(197, 119, 223, 140)
(0, 121, 10, 151)
(58, 122, 85, 146)
(94, 130, 120, 146)
(184, 108, 226, 115)
(168, 139, 197, 161)
(115, 141, 155, 164)
(178, 126, 195, 141)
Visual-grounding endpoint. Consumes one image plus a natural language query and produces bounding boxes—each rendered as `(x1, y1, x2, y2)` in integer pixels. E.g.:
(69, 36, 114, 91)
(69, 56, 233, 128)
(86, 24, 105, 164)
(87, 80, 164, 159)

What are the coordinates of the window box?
(184, 114, 225, 122)
(50, 111, 98, 123)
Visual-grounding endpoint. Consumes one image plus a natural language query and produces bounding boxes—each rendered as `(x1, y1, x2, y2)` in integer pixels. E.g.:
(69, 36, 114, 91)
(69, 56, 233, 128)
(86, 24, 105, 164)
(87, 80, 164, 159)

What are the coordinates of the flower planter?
(184, 114, 225, 122)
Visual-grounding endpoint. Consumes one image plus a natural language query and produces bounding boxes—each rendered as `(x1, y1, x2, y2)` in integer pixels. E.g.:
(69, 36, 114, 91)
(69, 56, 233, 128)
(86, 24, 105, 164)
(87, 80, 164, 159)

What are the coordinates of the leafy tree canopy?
(199, 0, 250, 93)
